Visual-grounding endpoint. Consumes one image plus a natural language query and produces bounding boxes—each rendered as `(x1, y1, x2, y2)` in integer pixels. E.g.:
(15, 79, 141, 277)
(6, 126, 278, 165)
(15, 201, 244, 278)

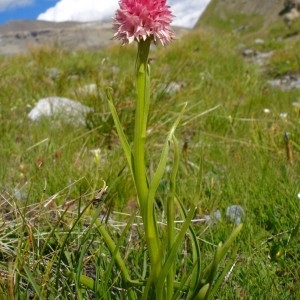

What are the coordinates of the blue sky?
(0, 0, 58, 25)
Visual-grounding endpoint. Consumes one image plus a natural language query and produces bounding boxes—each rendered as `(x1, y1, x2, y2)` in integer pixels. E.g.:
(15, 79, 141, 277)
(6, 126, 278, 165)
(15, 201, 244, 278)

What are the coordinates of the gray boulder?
(28, 96, 92, 125)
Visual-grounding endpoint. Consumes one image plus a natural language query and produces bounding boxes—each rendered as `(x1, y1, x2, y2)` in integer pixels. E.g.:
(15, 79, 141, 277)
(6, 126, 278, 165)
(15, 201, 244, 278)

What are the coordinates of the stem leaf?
(106, 88, 133, 175)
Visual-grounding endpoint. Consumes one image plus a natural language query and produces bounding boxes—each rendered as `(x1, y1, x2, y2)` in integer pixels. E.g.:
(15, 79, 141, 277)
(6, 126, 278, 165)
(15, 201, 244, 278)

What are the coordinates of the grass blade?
(106, 88, 133, 175)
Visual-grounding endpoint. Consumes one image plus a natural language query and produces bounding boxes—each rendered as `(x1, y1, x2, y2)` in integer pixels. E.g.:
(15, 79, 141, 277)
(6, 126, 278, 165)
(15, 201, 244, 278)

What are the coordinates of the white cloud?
(37, 0, 211, 28)
(170, 0, 211, 28)
(38, 0, 119, 23)
(0, 0, 33, 12)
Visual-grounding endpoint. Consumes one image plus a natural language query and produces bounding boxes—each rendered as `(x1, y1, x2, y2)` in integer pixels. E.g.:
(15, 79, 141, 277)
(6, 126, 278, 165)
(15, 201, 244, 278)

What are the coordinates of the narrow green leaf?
(191, 224, 243, 299)
(106, 88, 132, 175)
(216, 223, 243, 262)
(209, 245, 239, 298)
(148, 103, 187, 211)
(93, 209, 143, 287)
(77, 274, 95, 290)
(176, 197, 201, 296)
(94, 219, 132, 283)
(142, 267, 156, 300)
(172, 261, 199, 300)
(166, 135, 179, 299)
(55, 201, 92, 289)
(201, 224, 243, 284)
(143, 103, 188, 292)
(156, 206, 196, 294)
(75, 237, 95, 297)
(195, 283, 209, 300)
(101, 210, 142, 289)
(21, 264, 43, 299)
(206, 242, 223, 288)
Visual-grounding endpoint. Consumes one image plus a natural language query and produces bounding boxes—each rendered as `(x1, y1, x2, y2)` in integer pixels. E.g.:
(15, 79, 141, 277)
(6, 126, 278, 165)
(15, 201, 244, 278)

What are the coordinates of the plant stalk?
(134, 38, 161, 289)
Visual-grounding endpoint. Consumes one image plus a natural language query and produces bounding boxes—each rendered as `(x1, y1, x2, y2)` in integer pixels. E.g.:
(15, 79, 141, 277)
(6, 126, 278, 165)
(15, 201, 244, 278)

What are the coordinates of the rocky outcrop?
(0, 20, 190, 56)
(0, 20, 117, 56)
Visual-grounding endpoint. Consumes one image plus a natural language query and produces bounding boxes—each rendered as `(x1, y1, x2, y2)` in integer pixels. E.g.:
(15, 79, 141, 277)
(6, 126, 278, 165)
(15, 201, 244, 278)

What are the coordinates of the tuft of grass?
(267, 40, 300, 77)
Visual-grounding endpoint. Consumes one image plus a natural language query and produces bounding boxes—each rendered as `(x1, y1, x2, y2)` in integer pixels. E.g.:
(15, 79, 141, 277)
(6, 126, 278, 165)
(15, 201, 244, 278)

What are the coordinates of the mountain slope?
(196, 0, 286, 33)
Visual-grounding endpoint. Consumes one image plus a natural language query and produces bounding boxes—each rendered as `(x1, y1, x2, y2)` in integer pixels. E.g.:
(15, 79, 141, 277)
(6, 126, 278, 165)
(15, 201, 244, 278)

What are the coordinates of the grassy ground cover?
(0, 18, 299, 298)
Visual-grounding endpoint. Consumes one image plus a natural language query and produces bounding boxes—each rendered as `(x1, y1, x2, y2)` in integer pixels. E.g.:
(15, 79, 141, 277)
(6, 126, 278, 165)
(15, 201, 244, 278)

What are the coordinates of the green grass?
(0, 20, 300, 299)
(196, 0, 264, 35)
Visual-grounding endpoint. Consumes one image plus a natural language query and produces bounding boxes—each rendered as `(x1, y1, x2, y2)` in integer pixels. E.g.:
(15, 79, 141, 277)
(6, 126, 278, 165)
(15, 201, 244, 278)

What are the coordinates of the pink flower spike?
(113, 0, 175, 46)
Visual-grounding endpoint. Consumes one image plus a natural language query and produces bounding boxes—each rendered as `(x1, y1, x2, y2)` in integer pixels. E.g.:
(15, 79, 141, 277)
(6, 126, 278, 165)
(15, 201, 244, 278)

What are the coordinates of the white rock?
(28, 97, 92, 125)
(254, 38, 264, 44)
(204, 210, 222, 226)
(226, 205, 245, 225)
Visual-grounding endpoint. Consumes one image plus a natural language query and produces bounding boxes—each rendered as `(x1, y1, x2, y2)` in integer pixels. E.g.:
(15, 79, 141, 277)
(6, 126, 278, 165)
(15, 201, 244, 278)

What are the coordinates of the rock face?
(0, 20, 190, 57)
(0, 20, 116, 56)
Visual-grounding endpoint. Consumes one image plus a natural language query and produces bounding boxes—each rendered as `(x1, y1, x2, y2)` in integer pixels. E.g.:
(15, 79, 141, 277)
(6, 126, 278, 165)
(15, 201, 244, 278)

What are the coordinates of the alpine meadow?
(0, 0, 300, 298)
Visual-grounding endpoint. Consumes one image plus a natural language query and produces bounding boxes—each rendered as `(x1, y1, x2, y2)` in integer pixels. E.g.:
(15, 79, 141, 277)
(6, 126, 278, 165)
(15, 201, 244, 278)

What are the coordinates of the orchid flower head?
(113, 0, 175, 46)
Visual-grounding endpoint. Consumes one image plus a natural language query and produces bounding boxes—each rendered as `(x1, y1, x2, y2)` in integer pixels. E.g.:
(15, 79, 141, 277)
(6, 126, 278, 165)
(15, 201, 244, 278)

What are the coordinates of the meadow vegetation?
(0, 13, 300, 299)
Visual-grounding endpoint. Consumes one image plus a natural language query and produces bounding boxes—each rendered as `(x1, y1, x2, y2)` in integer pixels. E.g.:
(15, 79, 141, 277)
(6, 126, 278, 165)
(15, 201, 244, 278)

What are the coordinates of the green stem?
(133, 39, 151, 212)
(166, 136, 179, 298)
(134, 39, 161, 291)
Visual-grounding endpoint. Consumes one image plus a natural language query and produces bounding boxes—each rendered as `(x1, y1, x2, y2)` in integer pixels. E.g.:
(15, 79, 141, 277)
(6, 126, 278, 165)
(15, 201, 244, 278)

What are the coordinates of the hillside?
(0, 0, 295, 57)
(196, 0, 291, 35)
(197, 0, 284, 25)
(0, 20, 190, 56)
